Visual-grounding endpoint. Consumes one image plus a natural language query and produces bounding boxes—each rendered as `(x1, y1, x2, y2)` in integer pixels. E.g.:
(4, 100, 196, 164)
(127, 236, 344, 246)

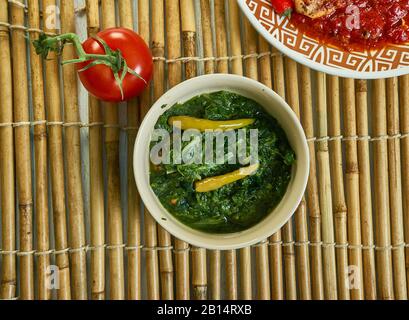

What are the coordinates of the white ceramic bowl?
(134, 74, 309, 250)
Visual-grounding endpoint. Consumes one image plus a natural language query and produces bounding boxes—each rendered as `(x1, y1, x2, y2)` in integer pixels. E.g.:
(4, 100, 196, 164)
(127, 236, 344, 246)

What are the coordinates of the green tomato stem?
(39, 32, 117, 66)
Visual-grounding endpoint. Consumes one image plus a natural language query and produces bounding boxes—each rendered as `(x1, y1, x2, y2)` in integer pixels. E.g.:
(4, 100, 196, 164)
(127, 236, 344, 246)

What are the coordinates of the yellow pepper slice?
(168, 116, 255, 132)
(195, 163, 260, 193)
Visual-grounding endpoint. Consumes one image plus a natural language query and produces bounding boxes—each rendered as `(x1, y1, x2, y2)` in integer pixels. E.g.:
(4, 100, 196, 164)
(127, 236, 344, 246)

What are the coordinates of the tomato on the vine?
(78, 28, 153, 102)
(33, 27, 153, 102)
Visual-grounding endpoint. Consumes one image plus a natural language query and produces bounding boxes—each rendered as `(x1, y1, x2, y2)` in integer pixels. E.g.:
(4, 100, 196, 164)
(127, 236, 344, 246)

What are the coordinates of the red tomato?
(77, 28, 153, 102)
(271, 0, 294, 16)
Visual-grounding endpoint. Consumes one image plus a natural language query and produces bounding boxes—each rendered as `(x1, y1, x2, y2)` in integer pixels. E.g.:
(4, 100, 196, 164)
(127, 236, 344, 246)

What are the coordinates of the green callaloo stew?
(150, 91, 295, 234)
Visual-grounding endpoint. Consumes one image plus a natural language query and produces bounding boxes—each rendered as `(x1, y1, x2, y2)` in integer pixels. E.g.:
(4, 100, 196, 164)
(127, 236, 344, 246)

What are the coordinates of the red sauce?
(290, 0, 409, 50)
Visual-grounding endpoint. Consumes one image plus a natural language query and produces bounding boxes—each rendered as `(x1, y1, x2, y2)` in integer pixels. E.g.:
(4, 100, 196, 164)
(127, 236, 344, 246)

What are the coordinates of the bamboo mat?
(0, 0, 408, 300)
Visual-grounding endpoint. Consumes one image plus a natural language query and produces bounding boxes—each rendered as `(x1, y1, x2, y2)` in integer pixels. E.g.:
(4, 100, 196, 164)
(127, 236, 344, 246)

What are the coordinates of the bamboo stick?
(225, 251, 238, 300)
(316, 72, 338, 299)
(272, 49, 285, 98)
(239, 242, 252, 301)
(165, 0, 189, 300)
(117, 0, 142, 301)
(139, 0, 154, 119)
(243, 19, 257, 81)
(342, 78, 364, 300)
(61, 0, 89, 300)
(270, 47, 286, 300)
(164, 0, 187, 300)
(276, 57, 298, 300)
(42, 0, 71, 300)
(191, 247, 207, 300)
(138, 0, 160, 300)
(125, 120, 142, 299)
(327, 75, 349, 300)
(372, 79, 394, 299)
(253, 35, 275, 301)
(215, 0, 228, 73)
(386, 77, 407, 299)
(208, 248, 221, 300)
(166, 0, 183, 91)
(283, 59, 311, 300)
(181, 0, 208, 300)
(254, 241, 270, 300)
(285, 215, 302, 283)
(28, 0, 51, 300)
(178, 1, 196, 301)
(257, 36, 272, 88)
(152, 0, 166, 104)
(239, 17, 261, 301)
(228, 0, 243, 74)
(181, 0, 198, 79)
(200, 0, 220, 300)
(152, 0, 175, 300)
(300, 66, 324, 300)
(223, 0, 238, 299)
(173, 238, 190, 300)
(294, 200, 311, 300)
(10, 0, 34, 300)
(355, 80, 377, 299)
(200, 0, 215, 75)
(85, 0, 105, 300)
(255, 241, 270, 300)
(259, 44, 292, 301)
(100, 0, 125, 300)
(285, 58, 312, 300)
(399, 75, 409, 295)
(0, 0, 16, 300)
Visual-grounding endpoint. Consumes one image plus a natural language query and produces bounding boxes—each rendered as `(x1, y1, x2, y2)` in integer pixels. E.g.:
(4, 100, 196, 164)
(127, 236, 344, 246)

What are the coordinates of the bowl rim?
(237, 0, 409, 80)
(134, 74, 310, 250)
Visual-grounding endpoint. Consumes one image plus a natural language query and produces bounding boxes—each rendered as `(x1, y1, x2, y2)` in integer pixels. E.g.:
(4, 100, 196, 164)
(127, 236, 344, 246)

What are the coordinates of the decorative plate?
(238, 0, 409, 79)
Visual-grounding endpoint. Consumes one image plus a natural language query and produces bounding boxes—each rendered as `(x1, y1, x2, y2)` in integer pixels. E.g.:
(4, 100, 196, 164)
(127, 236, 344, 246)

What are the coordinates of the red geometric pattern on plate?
(245, 0, 409, 73)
